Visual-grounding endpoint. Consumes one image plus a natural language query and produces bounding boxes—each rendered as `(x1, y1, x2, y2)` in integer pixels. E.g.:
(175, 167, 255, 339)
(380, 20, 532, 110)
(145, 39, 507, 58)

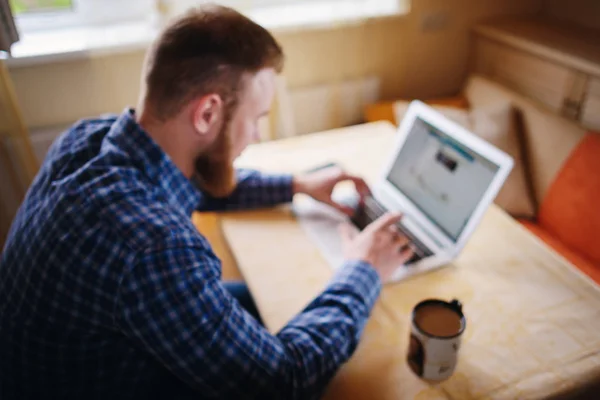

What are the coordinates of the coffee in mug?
(407, 299, 465, 382)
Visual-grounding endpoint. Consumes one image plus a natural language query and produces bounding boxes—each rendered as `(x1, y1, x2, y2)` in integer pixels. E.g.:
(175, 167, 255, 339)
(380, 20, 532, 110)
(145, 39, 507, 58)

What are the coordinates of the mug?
(407, 299, 466, 382)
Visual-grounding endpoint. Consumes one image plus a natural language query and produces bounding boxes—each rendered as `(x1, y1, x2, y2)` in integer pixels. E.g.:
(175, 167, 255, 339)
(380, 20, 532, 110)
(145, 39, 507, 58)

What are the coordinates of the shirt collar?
(107, 108, 201, 216)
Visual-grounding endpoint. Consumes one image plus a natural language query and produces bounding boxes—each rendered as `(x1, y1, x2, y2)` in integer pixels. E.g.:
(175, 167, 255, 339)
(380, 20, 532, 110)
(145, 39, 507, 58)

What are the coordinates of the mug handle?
(450, 299, 462, 312)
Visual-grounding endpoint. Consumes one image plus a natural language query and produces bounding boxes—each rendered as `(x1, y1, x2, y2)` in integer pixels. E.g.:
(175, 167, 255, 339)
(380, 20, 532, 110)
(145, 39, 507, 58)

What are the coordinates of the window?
(169, 0, 406, 31)
(7, 0, 409, 64)
(11, 0, 152, 32)
(13, 0, 407, 33)
(10, 0, 73, 15)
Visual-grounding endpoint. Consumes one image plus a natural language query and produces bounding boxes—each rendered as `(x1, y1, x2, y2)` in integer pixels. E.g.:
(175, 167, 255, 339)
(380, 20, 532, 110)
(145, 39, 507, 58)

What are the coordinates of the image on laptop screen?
(387, 117, 500, 241)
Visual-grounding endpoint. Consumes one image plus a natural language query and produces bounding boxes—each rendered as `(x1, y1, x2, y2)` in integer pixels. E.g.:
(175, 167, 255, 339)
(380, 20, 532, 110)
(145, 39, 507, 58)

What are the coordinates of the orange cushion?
(537, 133, 600, 265)
(364, 96, 469, 125)
(364, 101, 397, 125)
(520, 220, 600, 285)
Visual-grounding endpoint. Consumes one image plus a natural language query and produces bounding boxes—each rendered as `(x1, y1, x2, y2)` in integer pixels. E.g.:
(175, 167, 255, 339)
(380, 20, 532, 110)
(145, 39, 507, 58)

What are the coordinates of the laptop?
(293, 100, 514, 283)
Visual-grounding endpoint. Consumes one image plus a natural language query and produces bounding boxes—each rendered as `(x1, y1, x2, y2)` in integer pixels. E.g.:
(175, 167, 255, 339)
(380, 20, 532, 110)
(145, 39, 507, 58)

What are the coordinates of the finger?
(381, 223, 400, 237)
(393, 233, 410, 248)
(397, 237, 411, 250)
(366, 211, 403, 233)
(388, 224, 400, 235)
(397, 246, 415, 265)
(338, 223, 358, 243)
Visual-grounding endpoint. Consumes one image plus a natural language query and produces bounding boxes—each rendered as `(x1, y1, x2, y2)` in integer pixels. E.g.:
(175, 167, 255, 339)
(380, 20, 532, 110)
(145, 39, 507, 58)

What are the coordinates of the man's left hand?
(293, 165, 371, 216)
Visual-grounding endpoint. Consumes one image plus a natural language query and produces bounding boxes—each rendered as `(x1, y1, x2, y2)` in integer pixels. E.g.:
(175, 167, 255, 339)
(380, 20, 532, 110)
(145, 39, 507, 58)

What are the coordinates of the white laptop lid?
(373, 100, 514, 255)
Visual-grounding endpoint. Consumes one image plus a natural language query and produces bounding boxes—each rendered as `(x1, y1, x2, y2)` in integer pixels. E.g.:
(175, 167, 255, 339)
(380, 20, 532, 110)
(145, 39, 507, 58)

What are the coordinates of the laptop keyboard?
(351, 196, 434, 265)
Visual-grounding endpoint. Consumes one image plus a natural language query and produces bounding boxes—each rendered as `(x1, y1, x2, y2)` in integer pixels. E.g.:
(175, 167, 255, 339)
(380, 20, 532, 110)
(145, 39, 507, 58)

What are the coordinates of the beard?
(193, 119, 237, 198)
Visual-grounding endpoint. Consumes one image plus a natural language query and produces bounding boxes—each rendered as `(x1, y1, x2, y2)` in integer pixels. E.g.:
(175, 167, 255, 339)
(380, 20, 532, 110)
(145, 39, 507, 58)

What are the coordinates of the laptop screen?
(386, 117, 500, 241)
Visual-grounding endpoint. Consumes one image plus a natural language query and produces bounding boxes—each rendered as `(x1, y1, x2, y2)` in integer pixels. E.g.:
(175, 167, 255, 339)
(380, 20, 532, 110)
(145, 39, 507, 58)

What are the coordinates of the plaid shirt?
(0, 109, 381, 400)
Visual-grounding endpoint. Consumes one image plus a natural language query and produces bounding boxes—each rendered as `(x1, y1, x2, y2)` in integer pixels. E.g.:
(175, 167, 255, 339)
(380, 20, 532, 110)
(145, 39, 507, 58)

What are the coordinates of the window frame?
(7, 0, 409, 66)
(14, 0, 153, 33)
(15, 0, 404, 33)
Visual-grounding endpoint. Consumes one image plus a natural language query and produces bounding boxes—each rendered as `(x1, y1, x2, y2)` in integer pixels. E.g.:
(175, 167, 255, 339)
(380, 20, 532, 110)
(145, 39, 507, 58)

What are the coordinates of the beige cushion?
(469, 103, 536, 218)
(394, 102, 470, 127)
(464, 75, 586, 204)
(393, 100, 537, 218)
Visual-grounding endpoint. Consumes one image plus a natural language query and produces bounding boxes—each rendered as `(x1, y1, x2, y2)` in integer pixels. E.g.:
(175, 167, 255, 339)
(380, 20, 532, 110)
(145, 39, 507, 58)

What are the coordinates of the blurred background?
(1, 0, 599, 247)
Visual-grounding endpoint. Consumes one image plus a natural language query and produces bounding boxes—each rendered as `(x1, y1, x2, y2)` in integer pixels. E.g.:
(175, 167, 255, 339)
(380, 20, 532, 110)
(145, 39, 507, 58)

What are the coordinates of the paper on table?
(292, 196, 354, 270)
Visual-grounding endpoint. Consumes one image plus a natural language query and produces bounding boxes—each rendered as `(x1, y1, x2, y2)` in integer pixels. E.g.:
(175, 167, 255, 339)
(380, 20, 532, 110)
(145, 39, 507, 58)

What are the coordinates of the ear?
(192, 94, 223, 136)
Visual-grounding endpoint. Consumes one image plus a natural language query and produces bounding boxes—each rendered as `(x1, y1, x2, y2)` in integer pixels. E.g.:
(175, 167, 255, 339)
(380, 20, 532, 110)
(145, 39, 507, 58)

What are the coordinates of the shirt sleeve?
(196, 169, 294, 211)
(116, 245, 381, 399)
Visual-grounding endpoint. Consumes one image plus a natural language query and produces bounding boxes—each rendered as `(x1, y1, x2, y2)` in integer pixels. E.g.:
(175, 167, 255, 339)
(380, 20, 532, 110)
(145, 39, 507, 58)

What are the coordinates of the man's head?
(139, 5, 284, 196)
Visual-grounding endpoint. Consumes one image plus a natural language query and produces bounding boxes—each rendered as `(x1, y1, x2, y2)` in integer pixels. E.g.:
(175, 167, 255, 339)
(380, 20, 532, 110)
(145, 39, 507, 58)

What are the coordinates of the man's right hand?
(339, 212, 414, 282)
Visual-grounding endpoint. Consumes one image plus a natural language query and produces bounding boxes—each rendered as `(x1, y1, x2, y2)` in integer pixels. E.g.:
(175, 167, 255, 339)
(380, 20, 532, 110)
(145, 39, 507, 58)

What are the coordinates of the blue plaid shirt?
(0, 109, 381, 399)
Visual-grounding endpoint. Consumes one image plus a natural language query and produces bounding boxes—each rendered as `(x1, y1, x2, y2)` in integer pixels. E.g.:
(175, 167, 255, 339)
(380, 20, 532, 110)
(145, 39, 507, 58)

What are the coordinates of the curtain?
(0, 0, 18, 54)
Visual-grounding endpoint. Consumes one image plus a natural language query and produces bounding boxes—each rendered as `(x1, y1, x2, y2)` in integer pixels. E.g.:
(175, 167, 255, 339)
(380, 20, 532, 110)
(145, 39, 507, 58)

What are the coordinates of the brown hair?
(142, 4, 284, 121)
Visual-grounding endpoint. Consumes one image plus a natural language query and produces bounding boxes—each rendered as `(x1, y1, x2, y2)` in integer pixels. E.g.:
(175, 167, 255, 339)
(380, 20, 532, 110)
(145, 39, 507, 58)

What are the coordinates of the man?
(0, 5, 413, 399)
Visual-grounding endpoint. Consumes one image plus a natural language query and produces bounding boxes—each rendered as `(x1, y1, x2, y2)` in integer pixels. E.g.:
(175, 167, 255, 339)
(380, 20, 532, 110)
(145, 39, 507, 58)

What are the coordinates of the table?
(207, 122, 600, 399)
